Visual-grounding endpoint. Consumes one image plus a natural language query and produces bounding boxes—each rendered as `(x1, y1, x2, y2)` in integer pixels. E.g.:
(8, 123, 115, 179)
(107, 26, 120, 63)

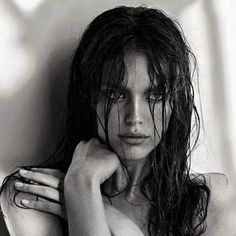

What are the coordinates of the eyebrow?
(100, 83, 161, 93)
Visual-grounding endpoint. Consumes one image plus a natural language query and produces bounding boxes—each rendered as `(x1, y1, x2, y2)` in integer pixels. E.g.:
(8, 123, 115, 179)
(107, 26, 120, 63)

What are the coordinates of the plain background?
(0, 0, 236, 234)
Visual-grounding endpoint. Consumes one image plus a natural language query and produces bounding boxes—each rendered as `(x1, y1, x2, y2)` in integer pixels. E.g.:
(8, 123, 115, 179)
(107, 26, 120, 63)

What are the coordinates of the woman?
(0, 6, 233, 236)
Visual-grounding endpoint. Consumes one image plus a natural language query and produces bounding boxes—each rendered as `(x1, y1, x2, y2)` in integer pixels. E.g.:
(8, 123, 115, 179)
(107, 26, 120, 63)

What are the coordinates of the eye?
(103, 90, 126, 101)
(148, 92, 162, 102)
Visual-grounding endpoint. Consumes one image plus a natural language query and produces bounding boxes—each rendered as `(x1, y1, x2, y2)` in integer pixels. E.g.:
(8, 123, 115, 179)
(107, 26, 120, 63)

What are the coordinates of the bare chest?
(110, 195, 150, 236)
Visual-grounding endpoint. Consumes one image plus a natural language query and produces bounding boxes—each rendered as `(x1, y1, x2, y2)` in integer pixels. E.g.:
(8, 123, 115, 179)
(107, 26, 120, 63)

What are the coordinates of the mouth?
(118, 133, 150, 145)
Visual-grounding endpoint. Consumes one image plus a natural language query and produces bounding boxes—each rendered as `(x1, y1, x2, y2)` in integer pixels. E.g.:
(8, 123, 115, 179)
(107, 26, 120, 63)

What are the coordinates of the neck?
(125, 158, 148, 184)
(103, 156, 150, 201)
(124, 158, 149, 200)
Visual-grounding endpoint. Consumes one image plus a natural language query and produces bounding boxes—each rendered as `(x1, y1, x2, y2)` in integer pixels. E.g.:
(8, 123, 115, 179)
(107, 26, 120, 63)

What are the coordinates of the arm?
(64, 139, 118, 236)
(64, 175, 111, 236)
(0, 178, 64, 236)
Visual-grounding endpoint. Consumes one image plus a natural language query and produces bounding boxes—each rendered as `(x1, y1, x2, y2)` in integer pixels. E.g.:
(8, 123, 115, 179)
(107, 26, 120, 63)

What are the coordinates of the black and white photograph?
(0, 0, 236, 235)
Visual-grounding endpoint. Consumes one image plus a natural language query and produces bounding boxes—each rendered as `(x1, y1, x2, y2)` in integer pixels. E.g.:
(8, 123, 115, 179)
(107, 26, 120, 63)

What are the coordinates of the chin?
(112, 143, 154, 161)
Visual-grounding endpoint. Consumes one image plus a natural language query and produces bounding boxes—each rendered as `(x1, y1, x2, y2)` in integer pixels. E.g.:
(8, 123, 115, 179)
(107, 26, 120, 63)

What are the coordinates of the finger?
(90, 138, 107, 149)
(21, 198, 67, 220)
(30, 168, 65, 179)
(15, 181, 64, 204)
(19, 169, 64, 191)
(90, 138, 101, 144)
(112, 164, 128, 192)
(113, 165, 123, 191)
(103, 163, 125, 195)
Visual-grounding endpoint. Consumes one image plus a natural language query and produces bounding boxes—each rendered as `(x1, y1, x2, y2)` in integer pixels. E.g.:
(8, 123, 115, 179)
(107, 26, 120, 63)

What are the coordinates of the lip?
(118, 133, 150, 145)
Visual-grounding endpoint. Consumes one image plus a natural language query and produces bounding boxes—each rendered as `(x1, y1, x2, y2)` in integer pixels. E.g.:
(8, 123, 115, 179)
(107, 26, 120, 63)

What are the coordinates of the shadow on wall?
(0, 0, 84, 182)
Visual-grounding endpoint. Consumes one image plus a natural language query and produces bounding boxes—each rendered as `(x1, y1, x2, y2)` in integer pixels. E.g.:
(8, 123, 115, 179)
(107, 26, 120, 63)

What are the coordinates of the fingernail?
(21, 199, 29, 204)
(15, 182, 23, 188)
(19, 169, 28, 175)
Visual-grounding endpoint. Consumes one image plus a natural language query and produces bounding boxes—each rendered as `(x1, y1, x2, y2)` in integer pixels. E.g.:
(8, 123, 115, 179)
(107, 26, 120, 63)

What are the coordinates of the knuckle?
(27, 170, 35, 178)
(78, 140, 86, 146)
(74, 141, 85, 154)
(90, 138, 100, 145)
(74, 143, 80, 152)
(23, 183, 30, 191)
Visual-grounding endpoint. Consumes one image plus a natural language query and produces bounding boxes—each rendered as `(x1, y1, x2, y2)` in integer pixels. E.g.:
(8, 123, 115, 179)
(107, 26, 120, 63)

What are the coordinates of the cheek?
(96, 103, 120, 142)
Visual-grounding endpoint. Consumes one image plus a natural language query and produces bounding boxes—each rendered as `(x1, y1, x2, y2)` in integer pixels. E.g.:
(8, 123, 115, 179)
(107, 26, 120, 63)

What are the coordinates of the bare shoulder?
(0, 173, 63, 236)
(196, 172, 236, 236)
(191, 172, 230, 200)
(203, 172, 229, 198)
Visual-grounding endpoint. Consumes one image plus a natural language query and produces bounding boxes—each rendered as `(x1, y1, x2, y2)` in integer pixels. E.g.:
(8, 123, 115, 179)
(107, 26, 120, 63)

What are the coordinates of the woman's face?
(97, 52, 171, 161)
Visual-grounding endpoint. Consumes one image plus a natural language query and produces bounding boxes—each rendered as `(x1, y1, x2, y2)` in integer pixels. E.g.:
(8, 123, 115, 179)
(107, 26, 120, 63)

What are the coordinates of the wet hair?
(1, 6, 210, 236)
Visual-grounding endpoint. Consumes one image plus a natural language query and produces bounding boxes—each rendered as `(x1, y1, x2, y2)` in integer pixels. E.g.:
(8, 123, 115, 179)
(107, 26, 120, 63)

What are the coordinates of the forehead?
(123, 52, 150, 89)
(102, 52, 157, 89)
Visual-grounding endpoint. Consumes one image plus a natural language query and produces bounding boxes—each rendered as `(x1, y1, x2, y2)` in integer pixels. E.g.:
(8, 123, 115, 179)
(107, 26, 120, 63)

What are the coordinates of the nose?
(124, 96, 144, 126)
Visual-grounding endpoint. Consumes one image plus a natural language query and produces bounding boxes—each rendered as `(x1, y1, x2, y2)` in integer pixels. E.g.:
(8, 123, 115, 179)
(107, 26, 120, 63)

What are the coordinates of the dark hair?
(1, 6, 210, 236)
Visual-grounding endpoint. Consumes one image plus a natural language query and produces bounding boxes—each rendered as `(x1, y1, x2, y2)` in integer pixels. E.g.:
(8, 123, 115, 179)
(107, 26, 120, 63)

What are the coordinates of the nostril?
(124, 115, 142, 126)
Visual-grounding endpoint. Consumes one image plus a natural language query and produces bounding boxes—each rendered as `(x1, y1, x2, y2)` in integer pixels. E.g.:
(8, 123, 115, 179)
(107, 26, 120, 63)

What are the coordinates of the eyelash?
(103, 91, 126, 100)
(102, 90, 162, 102)
(148, 92, 162, 101)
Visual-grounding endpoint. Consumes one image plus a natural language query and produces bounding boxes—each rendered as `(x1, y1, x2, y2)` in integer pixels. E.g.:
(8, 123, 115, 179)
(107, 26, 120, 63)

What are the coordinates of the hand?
(14, 168, 66, 220)
(65, 138, 121, 187)
(14, 167, 144, 236)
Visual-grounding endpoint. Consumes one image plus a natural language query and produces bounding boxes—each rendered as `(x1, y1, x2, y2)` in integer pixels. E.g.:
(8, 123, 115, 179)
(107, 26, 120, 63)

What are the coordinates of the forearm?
(64, 176, 111, 236)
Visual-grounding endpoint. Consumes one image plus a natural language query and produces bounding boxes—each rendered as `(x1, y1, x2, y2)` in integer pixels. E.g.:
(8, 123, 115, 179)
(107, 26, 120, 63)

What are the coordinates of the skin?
(97, 52, 171, 197)
(1, 53, 236, 235)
